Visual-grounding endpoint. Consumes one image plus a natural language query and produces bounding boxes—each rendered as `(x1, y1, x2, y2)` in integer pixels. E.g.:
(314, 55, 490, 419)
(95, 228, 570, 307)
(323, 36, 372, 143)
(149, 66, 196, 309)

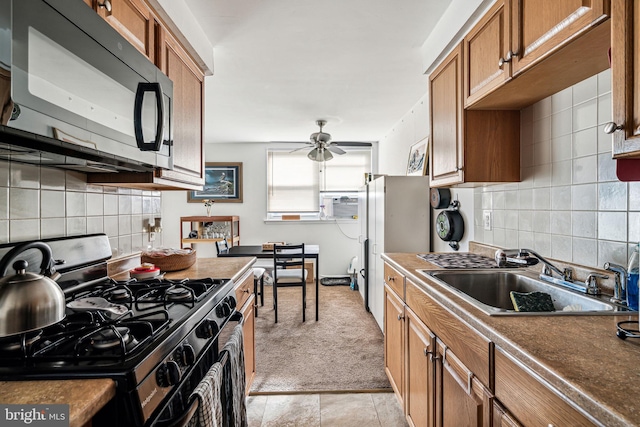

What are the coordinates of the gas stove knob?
(216, 301, 232, 317)
(176, 344, 196, 366)
(156, 361, 181, 387)
(226, 295, 237, 308)
(196, 319, 218, 339)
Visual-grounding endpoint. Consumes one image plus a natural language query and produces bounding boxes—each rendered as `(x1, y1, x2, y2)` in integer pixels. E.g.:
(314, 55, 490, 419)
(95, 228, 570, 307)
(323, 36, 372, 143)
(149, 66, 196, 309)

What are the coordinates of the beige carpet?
(250, 283, 391, 393)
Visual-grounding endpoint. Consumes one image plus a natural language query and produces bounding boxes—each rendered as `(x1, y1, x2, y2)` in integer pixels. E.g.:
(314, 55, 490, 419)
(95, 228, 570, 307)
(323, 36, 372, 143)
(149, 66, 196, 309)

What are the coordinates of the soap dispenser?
(627, 243, 639, 311)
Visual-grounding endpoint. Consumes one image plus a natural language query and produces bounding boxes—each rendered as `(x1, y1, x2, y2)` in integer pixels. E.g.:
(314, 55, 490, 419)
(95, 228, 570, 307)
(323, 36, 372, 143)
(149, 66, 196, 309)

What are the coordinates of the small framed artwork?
(406, 137, 429, 176)
(187, 162, 243, 203)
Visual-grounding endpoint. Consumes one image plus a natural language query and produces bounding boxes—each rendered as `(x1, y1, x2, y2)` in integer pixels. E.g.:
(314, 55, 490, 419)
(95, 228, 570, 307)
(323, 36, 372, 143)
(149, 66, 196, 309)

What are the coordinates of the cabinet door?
(430, 43, 464, 187)
(405, 307, 436, 427)
(494, 347, 595, 426)
(98, 0, 155, 61)
(511, 0, 609, 75)
(384, 285, 405, 405)
(492, 402, 522, 427)
(464, 0, 512, 107)
(157, 31, 205, 186)
(611, 0, 640, 157)
(241, 293, 256, 395)
(435, 340, 491, 427)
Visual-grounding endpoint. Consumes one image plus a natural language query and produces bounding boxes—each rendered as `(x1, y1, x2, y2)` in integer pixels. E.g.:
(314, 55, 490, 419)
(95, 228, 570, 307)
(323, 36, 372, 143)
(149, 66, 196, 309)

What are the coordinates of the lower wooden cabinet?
(492, 401, 522, 427)
(384, 285, 405, 404)
(234, 269, 256, 395)
(494, 347, 595, 426)
(240, 293, 256, 395)
(436, 339, 492, 427)
(405, 306, 436, 427)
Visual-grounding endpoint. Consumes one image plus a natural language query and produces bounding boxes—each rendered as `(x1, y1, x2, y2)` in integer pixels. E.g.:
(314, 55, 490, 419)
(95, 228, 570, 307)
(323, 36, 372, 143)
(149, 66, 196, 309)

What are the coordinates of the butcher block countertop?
(0, 256, 255, 427)
(382, 250, 640, 427)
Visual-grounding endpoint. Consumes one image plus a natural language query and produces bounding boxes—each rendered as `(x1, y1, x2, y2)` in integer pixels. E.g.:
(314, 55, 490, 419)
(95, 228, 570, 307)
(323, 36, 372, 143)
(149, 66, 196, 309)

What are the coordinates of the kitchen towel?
(223, 324, 247, 427)
(188, 361, 223, 427)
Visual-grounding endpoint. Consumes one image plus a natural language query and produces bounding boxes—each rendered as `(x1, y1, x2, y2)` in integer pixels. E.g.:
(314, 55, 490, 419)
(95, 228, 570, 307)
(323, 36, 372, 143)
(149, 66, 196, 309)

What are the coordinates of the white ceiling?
(184, 0, 453, 144)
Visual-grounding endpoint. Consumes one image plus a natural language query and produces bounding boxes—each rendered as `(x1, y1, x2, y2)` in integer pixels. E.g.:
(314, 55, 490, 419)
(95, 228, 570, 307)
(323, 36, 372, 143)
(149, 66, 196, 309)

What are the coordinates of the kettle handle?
(0, 242, 56, 277)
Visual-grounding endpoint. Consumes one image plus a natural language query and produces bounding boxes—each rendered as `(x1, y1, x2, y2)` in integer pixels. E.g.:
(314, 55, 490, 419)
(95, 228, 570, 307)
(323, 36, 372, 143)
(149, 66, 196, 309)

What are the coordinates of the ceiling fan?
(302, 120, 346, 162)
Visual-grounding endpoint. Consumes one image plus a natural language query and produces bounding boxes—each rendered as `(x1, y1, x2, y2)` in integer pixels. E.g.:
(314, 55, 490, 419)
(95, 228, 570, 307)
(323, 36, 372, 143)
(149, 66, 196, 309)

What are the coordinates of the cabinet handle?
(98, 0, 112, 12)
(423, 348, 434, 357)
(455, 166, 463, 172)
(244, 288, 250, 293)
(387, 275, 395, 282)
(498, 50, 518, 67)
(604, 122, 624, 134)
(397, 314, 404, 321)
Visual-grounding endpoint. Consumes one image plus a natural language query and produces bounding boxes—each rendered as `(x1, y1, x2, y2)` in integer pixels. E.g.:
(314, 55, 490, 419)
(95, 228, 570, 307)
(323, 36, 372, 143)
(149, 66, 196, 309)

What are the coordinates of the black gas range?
(0, 234, 239, 426)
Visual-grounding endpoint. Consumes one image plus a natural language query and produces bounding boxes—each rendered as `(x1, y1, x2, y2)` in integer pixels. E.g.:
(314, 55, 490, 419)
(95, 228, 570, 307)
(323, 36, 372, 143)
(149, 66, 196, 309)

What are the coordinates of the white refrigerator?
(357, 175, 431, 330)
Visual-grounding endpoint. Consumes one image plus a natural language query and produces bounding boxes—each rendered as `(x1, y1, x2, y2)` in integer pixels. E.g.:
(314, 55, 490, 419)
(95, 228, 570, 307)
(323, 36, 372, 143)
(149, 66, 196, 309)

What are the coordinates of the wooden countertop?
(0, 379, 115, 427)
(0, 257, 255, 427)
(382, 252, 640, 427)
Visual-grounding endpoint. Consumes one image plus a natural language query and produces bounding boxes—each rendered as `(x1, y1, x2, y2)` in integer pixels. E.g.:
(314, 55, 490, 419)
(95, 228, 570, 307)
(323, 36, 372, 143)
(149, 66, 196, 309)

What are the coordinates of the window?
(267, 147, 371, 219)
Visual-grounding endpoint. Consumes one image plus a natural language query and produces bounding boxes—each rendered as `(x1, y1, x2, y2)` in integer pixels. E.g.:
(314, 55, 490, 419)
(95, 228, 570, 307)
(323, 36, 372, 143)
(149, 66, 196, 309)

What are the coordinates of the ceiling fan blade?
(289, 145, 311, 153)
(327, 145, 346, 155)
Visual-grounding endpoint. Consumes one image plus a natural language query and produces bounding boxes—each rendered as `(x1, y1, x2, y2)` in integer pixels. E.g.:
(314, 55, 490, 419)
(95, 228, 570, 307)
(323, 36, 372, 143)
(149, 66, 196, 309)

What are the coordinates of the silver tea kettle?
(0, 241, 66, 337)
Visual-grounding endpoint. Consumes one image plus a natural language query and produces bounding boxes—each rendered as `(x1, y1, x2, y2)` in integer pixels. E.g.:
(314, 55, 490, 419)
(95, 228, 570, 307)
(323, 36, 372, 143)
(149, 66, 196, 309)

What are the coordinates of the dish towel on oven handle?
(188, 362, 224, 427)
(223, 323, 247, 427)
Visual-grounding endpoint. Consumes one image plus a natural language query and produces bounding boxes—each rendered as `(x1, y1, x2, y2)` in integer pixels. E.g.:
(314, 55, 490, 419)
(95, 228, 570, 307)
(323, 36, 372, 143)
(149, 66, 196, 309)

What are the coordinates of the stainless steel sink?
(419, 269, 633, 316)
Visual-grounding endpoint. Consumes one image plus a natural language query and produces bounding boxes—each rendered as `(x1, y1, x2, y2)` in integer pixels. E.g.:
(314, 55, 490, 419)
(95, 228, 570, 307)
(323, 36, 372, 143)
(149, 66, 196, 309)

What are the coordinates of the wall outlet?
(483, 211, 492, 231)
(149, 232, 156, 242)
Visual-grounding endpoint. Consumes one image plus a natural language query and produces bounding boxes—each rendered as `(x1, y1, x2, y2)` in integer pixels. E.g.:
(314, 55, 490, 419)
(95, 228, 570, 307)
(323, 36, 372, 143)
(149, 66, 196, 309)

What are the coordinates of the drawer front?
(235, 269, 254, 310)
(384, 263, 405, 299)
(494, 347, 595, 426)
(406, 279, 491, 388)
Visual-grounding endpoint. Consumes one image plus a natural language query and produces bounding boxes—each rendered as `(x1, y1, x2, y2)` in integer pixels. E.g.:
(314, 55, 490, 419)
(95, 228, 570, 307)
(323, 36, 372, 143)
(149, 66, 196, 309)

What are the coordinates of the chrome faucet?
(497, 248, 573, 281)
(604, 262, 628, 305)
(496, 249, 596, 293)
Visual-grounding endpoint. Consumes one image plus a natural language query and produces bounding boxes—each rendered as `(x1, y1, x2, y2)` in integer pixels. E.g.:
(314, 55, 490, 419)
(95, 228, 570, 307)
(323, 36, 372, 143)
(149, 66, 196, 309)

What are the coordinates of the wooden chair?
(216, 239, 265, 316)
(272, 244, 307, 323)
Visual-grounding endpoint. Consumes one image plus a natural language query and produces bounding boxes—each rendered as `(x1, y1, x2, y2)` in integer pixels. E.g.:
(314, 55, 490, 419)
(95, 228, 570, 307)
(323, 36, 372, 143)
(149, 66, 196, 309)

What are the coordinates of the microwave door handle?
(134, 82, 164, 151)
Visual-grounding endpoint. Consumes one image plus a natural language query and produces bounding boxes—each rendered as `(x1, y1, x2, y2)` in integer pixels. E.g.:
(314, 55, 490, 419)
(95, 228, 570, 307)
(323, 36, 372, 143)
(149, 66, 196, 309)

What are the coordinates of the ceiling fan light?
(307, 148, 321, 161)
(322, 149, 333, 161)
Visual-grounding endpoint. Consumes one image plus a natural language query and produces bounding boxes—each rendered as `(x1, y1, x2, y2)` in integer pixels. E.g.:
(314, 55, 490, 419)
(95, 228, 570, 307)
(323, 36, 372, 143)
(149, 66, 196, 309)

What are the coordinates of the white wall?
(161, 142, 361, 277)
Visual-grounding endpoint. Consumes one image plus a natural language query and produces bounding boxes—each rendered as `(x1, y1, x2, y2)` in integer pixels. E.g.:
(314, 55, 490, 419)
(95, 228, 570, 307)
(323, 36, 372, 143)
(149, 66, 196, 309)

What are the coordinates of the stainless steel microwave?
(0, 0, 172, 173)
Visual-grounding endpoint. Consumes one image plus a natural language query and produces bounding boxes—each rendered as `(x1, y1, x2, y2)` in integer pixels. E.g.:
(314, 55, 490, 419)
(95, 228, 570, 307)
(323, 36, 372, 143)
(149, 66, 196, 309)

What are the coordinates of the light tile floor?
(247, 392, 408, 427)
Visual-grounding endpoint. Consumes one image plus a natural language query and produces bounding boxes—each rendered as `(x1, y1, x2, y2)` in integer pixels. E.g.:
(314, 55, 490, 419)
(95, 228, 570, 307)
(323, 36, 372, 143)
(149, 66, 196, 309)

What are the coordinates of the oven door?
(149, 311, 244, 427)
(4, 0, 172, 169)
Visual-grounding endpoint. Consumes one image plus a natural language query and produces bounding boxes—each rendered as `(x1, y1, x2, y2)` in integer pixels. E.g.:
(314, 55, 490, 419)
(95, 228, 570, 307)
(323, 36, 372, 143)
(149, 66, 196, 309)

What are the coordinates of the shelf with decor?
(180, 216, 240, 248)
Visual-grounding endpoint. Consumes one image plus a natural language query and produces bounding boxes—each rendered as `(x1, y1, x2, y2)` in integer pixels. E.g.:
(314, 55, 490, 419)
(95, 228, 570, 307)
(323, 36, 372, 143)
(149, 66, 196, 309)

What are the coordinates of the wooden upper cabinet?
(511, 0, 609, 75)
(83, 0, 93, 7)
(155, 30, 205, 186)
(610, 0, 640, 158)
(430, 43, 520, 187)
(464, 0, 512, 107)
(430, 44, 464, 186)
(468, 0, 610, 110)
(98, 0, 155, 62)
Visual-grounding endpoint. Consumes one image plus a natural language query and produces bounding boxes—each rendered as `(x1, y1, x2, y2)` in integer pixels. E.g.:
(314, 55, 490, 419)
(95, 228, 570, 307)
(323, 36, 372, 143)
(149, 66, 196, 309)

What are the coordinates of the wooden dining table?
(218, 244, 320, 321)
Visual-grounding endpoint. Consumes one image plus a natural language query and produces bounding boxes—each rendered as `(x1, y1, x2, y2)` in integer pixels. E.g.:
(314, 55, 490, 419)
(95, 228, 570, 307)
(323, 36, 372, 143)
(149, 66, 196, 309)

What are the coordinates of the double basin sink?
(419, 269, 633, 316)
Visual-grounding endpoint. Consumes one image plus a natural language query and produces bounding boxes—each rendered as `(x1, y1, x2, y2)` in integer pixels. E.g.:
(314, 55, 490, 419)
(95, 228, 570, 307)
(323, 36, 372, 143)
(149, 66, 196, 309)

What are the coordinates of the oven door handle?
(162, 398, 198, 427)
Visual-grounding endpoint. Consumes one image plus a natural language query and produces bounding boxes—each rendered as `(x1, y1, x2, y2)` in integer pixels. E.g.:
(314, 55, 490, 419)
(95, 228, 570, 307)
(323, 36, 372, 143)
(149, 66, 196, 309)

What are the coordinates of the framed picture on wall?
(187, 162, 243, 203)
(406, 137, 429, 176)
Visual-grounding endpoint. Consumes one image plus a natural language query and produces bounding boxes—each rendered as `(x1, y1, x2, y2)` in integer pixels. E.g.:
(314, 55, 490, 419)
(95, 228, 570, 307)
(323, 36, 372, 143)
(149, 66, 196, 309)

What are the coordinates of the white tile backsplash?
(573, 98, 598, 131)
(10, 188, 40, 219)
(0, 160, 162, 257)
(573, 75, 598, 105)
(10, 163, 40, 189)
(474, 69, 638, 270)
